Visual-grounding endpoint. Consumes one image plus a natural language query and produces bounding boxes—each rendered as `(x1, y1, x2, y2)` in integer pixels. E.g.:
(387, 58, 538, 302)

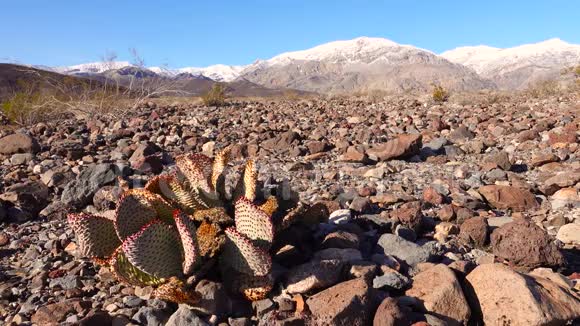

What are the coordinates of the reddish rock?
(548, 129, 577, 146)
(483, 151, 512, 171)
(366, 134, 422, 161)
(465, 264, 580, 325)
(406, 264, 471, 324)
(307, 141, 328, 154)
(530, 151, 558, 167)
(306, 277, 374, 326)
(491, 219, 564, 270)
(340, 145, 368, 163)
(423, 187, 445, 205)
(437, 204, 455, 222)
(31, 300, 91, 325)
(390, 201, 423, 232)
(373, 298, 410, 326)
(478, 185, 538, 212)
(458, 216, 489, 247)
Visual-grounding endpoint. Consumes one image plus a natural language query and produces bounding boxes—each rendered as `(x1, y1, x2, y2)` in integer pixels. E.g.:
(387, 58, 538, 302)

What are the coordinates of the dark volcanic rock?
(61, 164, 117, 207)
(491, 219, 564, 270)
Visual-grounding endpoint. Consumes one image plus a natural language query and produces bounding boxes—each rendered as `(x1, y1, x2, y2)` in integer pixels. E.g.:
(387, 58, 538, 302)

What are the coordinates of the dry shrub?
(432, 84, 449, 102)
(526, 79, 561, 98)
(202, 83, 227, 106)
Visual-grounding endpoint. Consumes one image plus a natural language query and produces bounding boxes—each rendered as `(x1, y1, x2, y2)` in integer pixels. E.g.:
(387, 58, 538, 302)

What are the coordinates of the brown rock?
(306, 277, 373, 326)
(548, 129, 577, 145)
(423, 187, 445, 205)
(307, 141, 328, 154)
(340, 145, 368, 163)
(530, 151, 558, 167)
(373, 298, 410, 326)
(465, 263, 580, 325)
(405, 264, 471, 325)
(31, 300, 90, 325)
(491, 219, 564, 270)
(483, 151, 512, 171)
(436, 204, 455, 222)
(458, 216, 489, 247)
(0, 133, 40, 154)
(366, 134, 422, 161)
(540, 170, 580, 195)
(478, 185, 538, 212)
(391, 201, 423, 232)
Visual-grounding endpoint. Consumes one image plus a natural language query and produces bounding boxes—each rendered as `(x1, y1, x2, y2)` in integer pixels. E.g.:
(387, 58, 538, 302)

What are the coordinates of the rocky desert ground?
(0, 90, 579, 325)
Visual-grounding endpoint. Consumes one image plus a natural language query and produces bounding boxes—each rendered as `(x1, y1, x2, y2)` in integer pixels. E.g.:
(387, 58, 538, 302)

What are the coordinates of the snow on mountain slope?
(176, 64, 245, 82)
(56, 61, 245, 82)
(240, 36, 493, 93)
(251, 37, 434, 68)
(442, 38, 580, 88)
(54, 61, 132, 74)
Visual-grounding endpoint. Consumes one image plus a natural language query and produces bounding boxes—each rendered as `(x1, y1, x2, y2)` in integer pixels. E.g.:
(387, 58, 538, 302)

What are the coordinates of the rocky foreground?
(0, 93, 579, 325)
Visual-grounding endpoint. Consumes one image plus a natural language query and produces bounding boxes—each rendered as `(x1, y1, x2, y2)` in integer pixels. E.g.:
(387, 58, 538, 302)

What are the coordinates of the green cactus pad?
(235, 197, 274, 248)
(222, 227, 272, 277)
(173, 210, 200, 275)
(122, 220, 184, 279)
(109, 247, 166, 286)
(68, 213, 121, 259)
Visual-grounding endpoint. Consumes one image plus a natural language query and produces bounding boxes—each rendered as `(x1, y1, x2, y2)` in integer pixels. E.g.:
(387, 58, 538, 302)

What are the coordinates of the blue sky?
(2, 0, 579, 67)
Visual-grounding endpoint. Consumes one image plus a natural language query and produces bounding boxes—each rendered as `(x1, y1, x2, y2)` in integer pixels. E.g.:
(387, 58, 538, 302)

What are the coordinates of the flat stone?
(306, 277, 374, 326)
(286, 259, 343, 294)
(377, 234, 432, 268)
(478, 185, 538, 212)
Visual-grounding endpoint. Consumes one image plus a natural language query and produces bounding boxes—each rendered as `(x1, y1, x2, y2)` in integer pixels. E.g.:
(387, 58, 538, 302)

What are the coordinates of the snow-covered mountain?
(239, 36, 494, 93)
(442, 38, 580, 89)
(52, 61, 245, 82)
(14, 36, 580, 92)
(54, 61, 132, 75)
(149, 64, 245, 82)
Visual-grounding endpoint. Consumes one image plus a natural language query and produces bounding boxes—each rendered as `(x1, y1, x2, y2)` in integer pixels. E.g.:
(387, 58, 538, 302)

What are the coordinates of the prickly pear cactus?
(68, 147, 281, 303)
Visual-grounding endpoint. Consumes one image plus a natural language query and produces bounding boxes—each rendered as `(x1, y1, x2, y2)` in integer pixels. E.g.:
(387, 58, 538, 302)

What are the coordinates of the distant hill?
(238, 37, 495, 94)
(442, 38, 580, 89)
(0, 63, 306, 102)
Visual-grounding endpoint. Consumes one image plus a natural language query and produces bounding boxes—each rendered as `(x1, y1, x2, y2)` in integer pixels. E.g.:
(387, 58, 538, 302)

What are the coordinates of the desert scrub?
(202, 83, 227, 106)
(526, 79, 560, 98)
(432, 84, 449, 102)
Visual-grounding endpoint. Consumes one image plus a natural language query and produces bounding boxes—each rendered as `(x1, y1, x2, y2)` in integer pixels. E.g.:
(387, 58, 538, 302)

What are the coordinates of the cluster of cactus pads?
(68, 148, 278, 303)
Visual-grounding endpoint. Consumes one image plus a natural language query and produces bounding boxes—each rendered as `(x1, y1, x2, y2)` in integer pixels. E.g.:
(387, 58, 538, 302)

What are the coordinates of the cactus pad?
(122, 220, 184, 278)
(115, 190, 173, 240)
(109, 247, 165, 286)
(68, 213, 120, 259)
(222, 227, 272, 277)
(173, 210, 200, 275)
(235, 197, 274, 248)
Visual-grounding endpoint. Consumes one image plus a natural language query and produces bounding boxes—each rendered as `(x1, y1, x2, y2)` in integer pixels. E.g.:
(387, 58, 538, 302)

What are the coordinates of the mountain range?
(7, 37, 580, 94)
